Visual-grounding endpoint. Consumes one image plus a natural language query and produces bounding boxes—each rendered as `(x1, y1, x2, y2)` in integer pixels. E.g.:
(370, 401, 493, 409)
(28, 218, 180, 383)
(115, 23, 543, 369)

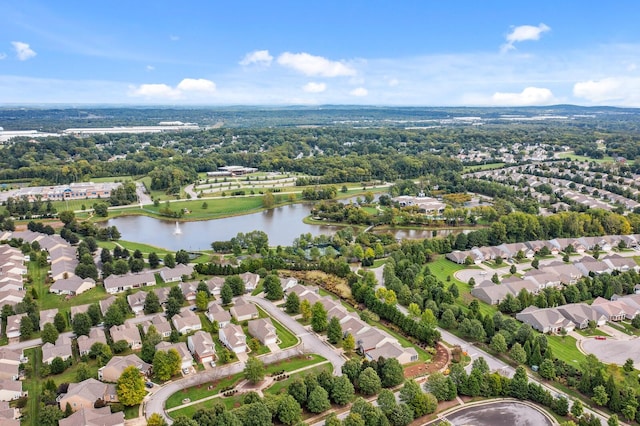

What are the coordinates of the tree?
(148, 252, 160, 269)
(300, 299, 312, 322)
(263, 274, 284, 300)
(343, 413, 366, 426)
(539, 358, 556, 380)
(510, 265, 517, 274)
(165, 297, 181, 319)
(327, 316, 342, 344)
(311, 302, 328, 333)
(388, 404, 415, 426)
(76, 361, 92, 381)
(113, 340, 130, 354)
(221, 283, 233, 305)
(288, 378, 308, 405)
(146, 413, 169, 426)
(104, 304, 125, 328)
(225, 275, 245, 296)
(380, 358, 405, 388)
(54, 312, 66, 333)
(490, 333, 507, 354)
(19, 315, 34, 339)
(608, 414, 620, 426)
(175, 250, 190, 265)
(331, 375, 355, 405)
(41, 322, 59, 344)
(195, 291, 209, 311)
(307, 385, 331, 413)
(571, 399, 584, 418)
(50, 357, 66, 374)
(39, 404, 64, 426)
(72, 312, 92, 336)
(117, 365, 146, 406)
(358, 367, 382, 395)
(164, 253, 176, 268)
(171, 418, 198, 426)
(623, 358, 634, 373)
(277, 394, 302, 425)
(144, 291, 162, 315)
(440, 309, 457, 329)
(425, 372, 456, 402)
(59, 210, 75, 226)
(342, 358, 362, 383)
(509, 342, 527, 364)
(285, 292, 300, 314)
(592, 385, 609, 406)
(244, 356, 265, 384)
(153, 349, 181, 381)
(324, 412, 342, 426)
(509, 366, 529, 400)
(343, 333, 355, 354)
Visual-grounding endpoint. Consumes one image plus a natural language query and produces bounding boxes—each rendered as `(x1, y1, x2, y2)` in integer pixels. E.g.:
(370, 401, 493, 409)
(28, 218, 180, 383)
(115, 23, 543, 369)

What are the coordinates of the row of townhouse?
(447, 234, 640, 265)
(472, 253, 639, 305)
(102, 264, 194, 294)
(0, 242, 27, 321)
(287, 284, 419, 364)
(0, 348, 26, 407)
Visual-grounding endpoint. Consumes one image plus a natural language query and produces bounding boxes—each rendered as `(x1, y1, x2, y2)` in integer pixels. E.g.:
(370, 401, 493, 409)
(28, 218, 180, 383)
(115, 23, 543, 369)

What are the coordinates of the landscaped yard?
(254, 306, 299, 349)
(264, 363, 333, 396)
(575, 327, 609, 338)
(165, 373, 243, 409)
(547, 335, 586, 368)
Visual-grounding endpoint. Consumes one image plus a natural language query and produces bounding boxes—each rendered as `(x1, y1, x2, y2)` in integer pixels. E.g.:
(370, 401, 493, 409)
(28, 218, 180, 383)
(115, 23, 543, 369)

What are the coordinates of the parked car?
(210, 361, 216, 367)
(182, 368, 191, 375)
(145, 382, 154, 388)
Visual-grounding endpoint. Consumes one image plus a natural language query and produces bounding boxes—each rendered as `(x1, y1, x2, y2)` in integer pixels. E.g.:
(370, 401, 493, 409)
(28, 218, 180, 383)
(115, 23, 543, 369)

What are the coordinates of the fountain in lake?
(174, 221, 182, 235)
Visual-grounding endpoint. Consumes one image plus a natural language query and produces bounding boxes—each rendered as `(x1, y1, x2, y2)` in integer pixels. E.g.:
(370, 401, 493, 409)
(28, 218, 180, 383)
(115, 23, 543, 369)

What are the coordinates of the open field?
(462, 162, 506, 173)
(547, 335, 585, 369)
(557, 152, 618, 164)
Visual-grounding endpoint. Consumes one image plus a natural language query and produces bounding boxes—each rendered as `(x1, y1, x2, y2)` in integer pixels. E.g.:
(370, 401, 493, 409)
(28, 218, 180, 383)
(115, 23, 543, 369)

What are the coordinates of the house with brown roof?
(602, 254, 640, 272)
(205, 303, 231, 328)
(42, 335, 73, 364)
(187, 331, 216, 364)
(50, 276, 96, 296)
(366, 341, 419, 365)
(239, 272, 260, 292)
(109, 323, 142, 350)
(0, 290, 24, 308)
(39, 308, 58, 328)
(556, 303, 607, 329)
(4, 314, 26, 339)
(219, 324, 246, 354)
(99, 296, 117, 316)
(155, 342, 193, 370)
(77, 329, 107, 356)
(59, 406, 125, 426)
(159, 264, 194, 283)
(127, 292, 147, 315)
(141, 315, 172, 338)
(516, 306, 575, 334)
(70, 303, 91, 319)
(247, 318, 277, 346)
(592, 297, 640, 321)
(0, 400, 19, 422)
(179, 281, 199, 302)
(0, 380, 23, 402)
(103, 271, 157, 294)
(172, 309, 202, 334)
(98, 354, 151, 383)
(206, 276, 225, 297)
(0, 349, 23, 381)
(57, 378, 118, 412)
(230, 298, 258, 322)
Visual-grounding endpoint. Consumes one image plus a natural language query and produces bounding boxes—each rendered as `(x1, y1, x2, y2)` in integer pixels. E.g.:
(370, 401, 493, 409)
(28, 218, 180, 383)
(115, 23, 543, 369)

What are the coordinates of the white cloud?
(129, 78, 216, 99)
(349, 87, 368, 97)
(240, 50, 273, 66)
(501, 23, 550, 53)
(146, 65, 155, 71)
(176, 78, 217, 93)
(302, 82, 327, 93)
(11, 41, 36, 61)
(573, 77, 631, 103)
(0, 53, 6, 60)
(491, 86, 554, 105)
(388, 78, 399, 87)
(277, 52, 356, 77)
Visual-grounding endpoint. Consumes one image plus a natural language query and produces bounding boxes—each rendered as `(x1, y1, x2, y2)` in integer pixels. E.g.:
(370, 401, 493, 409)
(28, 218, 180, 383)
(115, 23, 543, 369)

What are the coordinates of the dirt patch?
(404, 342, 450, 378)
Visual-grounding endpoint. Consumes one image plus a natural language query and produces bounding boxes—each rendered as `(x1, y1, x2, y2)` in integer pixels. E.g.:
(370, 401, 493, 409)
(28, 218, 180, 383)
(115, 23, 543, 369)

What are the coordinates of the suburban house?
(279, 277, 298, 292)
(42, 335, 73, 364)
(77, 329, 107, 356)
(49, 276, 96, 296)
(391, 195, 446, 215)
(205, 303, 231, 328)
(0, 380, 23, 402)
(140, 315, 172, 338)
(206, 277, 225, 297)
(109, 323, 142, 350)
(180, 281, 199, 302)
(39, 308, 58, 328)
(556, 304, 607, 329)
(366, 341, 419, 365)
(592, 297, 639, 321)
(172, 308, 202, 334)
(59, 406, 125, 426)
(515, 306, 576, 334)
(99, 296, 117, 316)
(187, 331, 216, 364)
(0, 290, 24, 308)
(70, 304, 91, 319)
(152, 287, 171, 305)
(50, 260, 78, 281)
(155, 342, 193, 370)
(219, 324, 247, 353)
(57, 378, 118, 412)
(0, 400, 19, 422)
(239, 272, 260, 292)
(247, 318, 277, 346)
(103, 271, 157, 294)
(127, 292, 148, 315)
(602, 254, 640, 272)
(0, 349, 24, 381)
(159, 264, 194, 283)
(98, 354, 151, 383)
(4, 314, 26, 339)
(230, 298, 258, 322)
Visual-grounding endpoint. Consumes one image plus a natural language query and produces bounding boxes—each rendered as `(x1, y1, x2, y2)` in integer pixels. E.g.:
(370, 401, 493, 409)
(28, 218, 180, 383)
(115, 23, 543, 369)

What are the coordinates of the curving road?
(145, 297, 346, 424)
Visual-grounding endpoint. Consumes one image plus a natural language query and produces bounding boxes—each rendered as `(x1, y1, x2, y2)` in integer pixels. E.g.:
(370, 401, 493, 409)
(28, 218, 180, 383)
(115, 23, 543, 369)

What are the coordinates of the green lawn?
(165, 373, 243, 409)
(251, 281, 264, 296)
(23, 347, 41, 426)
(606, 321, 639, 336)
(370, 320, 431, 362)
(557, 152, 618, 164)
(547, 335, 586, 369)
(98, 240, 171, 256)
(124, 405, 141, 419)
(265, 354, 326, 375)
(264, 364, 333, 396)
(575, 328, 610, 337)
(462, 162, 507, 173)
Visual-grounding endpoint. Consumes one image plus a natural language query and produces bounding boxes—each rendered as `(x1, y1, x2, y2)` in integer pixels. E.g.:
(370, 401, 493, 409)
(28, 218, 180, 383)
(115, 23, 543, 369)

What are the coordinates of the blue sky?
(1, 0, 640, 106)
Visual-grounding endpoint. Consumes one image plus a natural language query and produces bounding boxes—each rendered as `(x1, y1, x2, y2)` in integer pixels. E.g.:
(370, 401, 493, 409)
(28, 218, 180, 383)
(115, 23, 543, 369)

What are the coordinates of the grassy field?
(575, 327, 609, 337)
(264, 363, 333, 396)
(557, 152, 618, 164)
(22, 348, 41, 426)
(166, 373, 243, 409)
(98, 239, 171, 256)
(462, 162, 506, 173)
(547, 335, 585, 369)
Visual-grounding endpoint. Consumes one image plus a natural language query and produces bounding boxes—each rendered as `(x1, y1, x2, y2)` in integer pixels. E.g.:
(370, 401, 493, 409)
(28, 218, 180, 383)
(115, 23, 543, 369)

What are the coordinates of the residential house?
(592, 297, 640, 321)
(0, 380, 23, 402)
(57, 378, 118, 412)
(159, 264, 194, 283)
(39, 308, 58, 328)
(109, 323, 142, 350)
(50, 260, 78, 281)
(219, 324, 247, 353)
(515, 306, 575, 334)
(127, 292, 147, 315)
(556, 304, 607, 329)
(99, 296, 117, 316)
(205, 303, 231, 328)
(0, 291, 24, 308)
(470, 282, 512, 305)
(155, 342, 193, 370)
(602, 254, 640, 272)
(4, 314, 26, 339)
(445, 251, 468, 264)
(247, 318, 277, 346)
(0, 349, 23, 381)
(280, 277, 298, 292)
(42, 335, 73, 364)
(0, 400, 19, 422)
(152, 287, 171, 305)
(98, 354, 151, 383)
(70, 304, 91, 319)
(187, 331, 216, 364)
(366, 341, 419, 365)
(206, 277, 225, 297)
(103, 271, 157, 294)
(59, 406, 125, 426)
(180, 281, 199, 302)
(172, 309, 202, 334)
(141, 315, 172, 338)
(230, 298, 258, 322)
(575, 257, 612, 276)
(77, 329, 107, 356)
(240, 272, 260, 292)
(50, 276, 96, 296)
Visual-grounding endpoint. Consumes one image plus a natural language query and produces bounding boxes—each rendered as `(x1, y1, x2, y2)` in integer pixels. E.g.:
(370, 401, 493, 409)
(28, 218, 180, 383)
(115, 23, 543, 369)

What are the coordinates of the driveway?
(582, 337, 640, 368)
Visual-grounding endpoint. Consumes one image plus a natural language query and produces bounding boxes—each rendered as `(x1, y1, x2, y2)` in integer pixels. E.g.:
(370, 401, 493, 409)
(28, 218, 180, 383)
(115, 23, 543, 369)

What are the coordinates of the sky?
(1, 0, 640, 106)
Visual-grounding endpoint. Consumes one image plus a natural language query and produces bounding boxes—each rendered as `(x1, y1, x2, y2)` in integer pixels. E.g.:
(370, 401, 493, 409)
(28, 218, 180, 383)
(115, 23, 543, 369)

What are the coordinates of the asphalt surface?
(442, 401, 554, 426)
